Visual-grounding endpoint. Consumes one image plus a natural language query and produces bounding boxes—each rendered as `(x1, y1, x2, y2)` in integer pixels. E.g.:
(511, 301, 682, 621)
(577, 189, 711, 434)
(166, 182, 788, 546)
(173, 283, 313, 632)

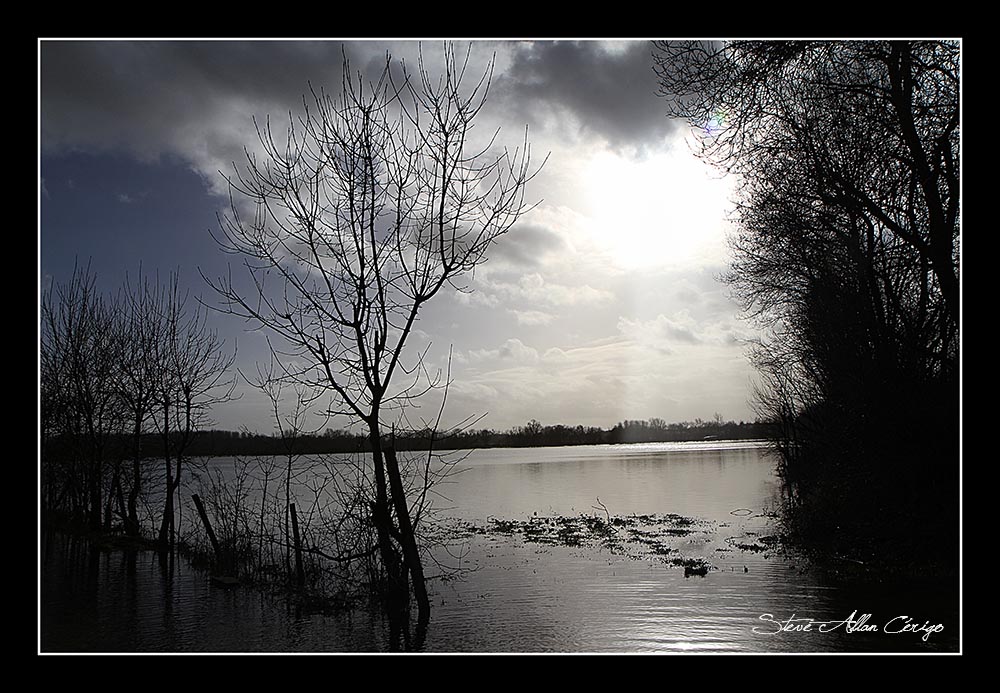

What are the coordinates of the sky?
(39, 39, 760, 435)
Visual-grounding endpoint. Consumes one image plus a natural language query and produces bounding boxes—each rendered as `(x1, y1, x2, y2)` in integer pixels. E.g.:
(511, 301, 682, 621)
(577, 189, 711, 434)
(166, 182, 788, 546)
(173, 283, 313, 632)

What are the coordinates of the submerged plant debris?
(449, 512, 726, 575)
(724, 533, 783, 553)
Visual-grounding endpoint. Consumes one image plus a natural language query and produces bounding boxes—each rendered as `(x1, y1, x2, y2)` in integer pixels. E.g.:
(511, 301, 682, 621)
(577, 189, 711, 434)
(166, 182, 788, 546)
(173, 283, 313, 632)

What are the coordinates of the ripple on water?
(42, 444, 958, 653)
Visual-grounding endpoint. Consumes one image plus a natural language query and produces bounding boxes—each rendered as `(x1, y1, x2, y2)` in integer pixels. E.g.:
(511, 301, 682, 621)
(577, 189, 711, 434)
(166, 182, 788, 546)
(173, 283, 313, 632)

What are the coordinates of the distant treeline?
(46, 417, 768, 459)
(443, 418, 767, 450)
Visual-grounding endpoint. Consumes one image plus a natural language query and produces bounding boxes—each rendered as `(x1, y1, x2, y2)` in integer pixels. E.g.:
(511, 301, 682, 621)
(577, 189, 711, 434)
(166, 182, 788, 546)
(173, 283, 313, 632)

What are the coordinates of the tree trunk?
(369, 436, 392, 560)
(368, 427, 405, 623)
(158, 476, 174, 549)
(127, 417, 142, 537)
(158, 399, 173, 548)
(384, 447, 431, 631)
(192, 493, 222, 569)
(290, 502, 305, 588)
(285, 455, 292, 580)
(88, 457, 102, 532)
(888, 42, 959, 331)
(104, 459, 122, 531)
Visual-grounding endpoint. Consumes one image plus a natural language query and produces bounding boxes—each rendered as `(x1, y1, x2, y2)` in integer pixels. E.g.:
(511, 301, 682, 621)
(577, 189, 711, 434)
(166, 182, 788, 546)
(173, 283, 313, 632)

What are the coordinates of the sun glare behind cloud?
(582, 148, 734, 271)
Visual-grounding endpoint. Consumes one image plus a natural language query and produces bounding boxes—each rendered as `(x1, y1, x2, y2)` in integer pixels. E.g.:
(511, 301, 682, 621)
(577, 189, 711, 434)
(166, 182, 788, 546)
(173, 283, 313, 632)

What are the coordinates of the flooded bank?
(40, 442, 960, 653)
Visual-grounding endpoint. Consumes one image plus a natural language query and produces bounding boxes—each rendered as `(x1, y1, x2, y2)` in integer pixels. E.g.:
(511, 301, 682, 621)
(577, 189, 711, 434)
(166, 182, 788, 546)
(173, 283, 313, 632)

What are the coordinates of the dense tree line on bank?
(43, 417, 768, 459)
(413, 416, 767, 449)
(654, 40, 960, 578)
(40, 265, 235, 544)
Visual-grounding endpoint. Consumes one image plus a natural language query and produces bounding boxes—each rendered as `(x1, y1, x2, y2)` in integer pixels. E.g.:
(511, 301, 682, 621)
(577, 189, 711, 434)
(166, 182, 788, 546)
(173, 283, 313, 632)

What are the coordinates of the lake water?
(40, 441, 960, 653)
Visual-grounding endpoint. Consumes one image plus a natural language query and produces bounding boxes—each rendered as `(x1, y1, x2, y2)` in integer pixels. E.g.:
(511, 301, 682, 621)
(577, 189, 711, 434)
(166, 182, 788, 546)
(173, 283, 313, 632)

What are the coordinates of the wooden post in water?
(290, 502, 305, 589)
(192, 494, 223, 569)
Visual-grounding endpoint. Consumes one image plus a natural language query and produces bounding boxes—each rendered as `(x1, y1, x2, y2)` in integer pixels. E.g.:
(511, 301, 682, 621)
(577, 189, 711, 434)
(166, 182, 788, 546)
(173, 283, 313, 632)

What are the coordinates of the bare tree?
(115, 269, 165, 537)
(41, 264, 124, 530)
(653, 40, 959, 360)
(240, 353, 325, 580)
(153, 273, 236, 549)
(206, 44, 543, 640)
(653, 40, 960, 568)
(41, 263, 235, 548)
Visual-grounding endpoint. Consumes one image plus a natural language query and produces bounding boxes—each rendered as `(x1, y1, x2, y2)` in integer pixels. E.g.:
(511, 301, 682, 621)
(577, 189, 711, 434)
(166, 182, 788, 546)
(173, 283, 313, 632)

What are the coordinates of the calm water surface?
(40, 441, 960, 653)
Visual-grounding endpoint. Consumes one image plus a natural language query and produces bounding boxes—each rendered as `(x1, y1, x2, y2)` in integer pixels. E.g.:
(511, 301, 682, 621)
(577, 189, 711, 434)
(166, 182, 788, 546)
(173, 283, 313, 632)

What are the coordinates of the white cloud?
(445, 332, 756, 430)
(479, 272, 614, 307)
(499, 338, 540, 362)
(542, 347, 569, 362)
(466, 338, 540, 365)
(617, 310, 758, 350)
(507, 308, 556, 326)
(617, 312, 701, 346)
(453, 289, 500, 308)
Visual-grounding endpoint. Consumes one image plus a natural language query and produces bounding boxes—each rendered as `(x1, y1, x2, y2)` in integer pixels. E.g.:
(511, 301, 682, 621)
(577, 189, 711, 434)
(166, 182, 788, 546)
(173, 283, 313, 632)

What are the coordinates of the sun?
(582, 148, 734, 271)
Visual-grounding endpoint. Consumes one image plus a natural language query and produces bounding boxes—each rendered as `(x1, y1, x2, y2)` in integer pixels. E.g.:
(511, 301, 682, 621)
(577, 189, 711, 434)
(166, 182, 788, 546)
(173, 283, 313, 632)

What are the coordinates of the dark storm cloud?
(41, 40, 679, 168)
(40, 41, 366, 162)
(488, 222, 567, 268)
(496, 41, 680, 152)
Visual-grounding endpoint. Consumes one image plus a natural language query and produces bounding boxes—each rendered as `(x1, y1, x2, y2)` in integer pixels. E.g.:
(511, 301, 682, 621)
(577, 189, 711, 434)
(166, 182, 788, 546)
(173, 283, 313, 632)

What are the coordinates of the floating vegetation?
(485, 518, 521, 535)
(448, 508, 781, 579)
(672, 557, 712, 577)
(454, 512, 719, 572)
(725, 534, 782, 553)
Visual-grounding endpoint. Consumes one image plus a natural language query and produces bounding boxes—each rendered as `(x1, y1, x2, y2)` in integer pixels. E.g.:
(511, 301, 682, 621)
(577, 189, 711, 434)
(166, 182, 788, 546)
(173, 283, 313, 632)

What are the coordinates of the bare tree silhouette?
(41, 264, 124, 531)
(116, 269, 164, 537)
(42, 266, 235, 543)
(152, 273, 236, 550)
(205, 43, 543, 643)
